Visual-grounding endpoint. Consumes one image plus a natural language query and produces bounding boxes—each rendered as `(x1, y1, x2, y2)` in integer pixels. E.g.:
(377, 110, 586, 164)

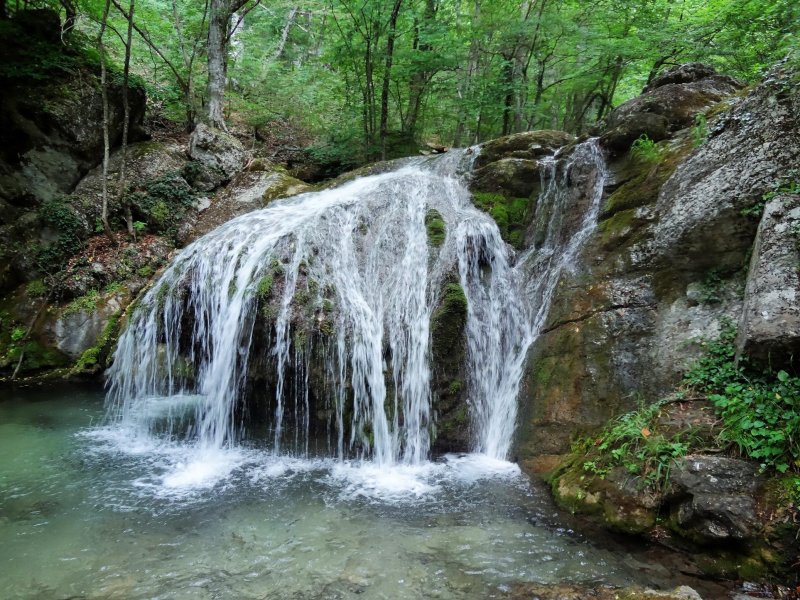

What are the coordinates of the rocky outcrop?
(179, 159, 311, 245)
(599, 63, 744, 152)
(549, 447, 799, 579)
(473, 130, 575, 169)
(70, 140, 190, 232)
(0, 10, 146, 295)
(516, 61, 799, 468)
(735, 194, 800, 368)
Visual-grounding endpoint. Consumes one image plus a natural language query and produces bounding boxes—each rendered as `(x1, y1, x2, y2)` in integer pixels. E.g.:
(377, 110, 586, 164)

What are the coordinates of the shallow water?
(2, 387, 666, 600)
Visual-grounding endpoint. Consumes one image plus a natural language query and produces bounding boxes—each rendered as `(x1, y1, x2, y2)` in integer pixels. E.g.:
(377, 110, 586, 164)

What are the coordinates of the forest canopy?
(3, 0, 799, 166)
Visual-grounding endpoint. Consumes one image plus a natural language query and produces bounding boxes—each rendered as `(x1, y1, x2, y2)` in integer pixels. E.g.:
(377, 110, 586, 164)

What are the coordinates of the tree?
(207, 0, 260, 130)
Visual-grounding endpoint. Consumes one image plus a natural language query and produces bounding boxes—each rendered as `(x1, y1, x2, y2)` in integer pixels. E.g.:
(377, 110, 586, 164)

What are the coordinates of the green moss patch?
(425, 209, 446, 247)
(472, 192, 529, 249)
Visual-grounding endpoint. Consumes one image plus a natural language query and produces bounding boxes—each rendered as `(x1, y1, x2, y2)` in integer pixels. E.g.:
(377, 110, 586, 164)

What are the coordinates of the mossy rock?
(431, 282, 467, 354)
(471, 191, 529, 249)
(425, 209, 446, 247)
(474, 130, 575, 168)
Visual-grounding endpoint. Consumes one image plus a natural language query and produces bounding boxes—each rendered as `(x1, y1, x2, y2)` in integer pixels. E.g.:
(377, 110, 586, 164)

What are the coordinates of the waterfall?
(106, 139, 606, 465)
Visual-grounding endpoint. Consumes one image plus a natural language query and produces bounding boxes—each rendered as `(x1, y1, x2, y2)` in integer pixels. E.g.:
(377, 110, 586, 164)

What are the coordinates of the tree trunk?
(379, 0, 403, 160)
(273, 6, 298, 60)
(207, 0, 229, 130)
(98, 0, 115, 244)
(117, 0, 136, 239)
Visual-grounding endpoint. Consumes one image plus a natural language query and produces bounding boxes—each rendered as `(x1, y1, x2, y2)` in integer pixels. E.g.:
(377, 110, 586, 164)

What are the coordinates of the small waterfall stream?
(106, 139, 607, 468)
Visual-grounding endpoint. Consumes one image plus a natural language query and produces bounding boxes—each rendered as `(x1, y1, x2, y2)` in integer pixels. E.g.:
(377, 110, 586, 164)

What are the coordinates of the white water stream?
(105, 139, 606, 482)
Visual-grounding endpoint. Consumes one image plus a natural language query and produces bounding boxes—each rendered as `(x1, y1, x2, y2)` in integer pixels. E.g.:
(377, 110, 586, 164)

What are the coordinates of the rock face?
(516, 61, 799, 468)
(735, 194, 800, 368)
(0, 11, 147, 295)
(178, 160, 311, 245)
(599, 63, 744, 152)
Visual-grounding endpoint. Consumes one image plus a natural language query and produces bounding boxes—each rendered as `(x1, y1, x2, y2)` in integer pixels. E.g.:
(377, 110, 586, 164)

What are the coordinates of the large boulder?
(188, 124, 247, 190)
(735, 194, 800, 368)
(600, 63, 744, 152)
(471, 158, 541, 198)
(473, 130, 575, 169)
(666, 455, 763, 543)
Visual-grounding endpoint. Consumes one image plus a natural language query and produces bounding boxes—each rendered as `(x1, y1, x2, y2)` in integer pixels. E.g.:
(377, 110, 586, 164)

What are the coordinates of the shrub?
(685, 320, 800, 473)
(629, 135, 662, 163)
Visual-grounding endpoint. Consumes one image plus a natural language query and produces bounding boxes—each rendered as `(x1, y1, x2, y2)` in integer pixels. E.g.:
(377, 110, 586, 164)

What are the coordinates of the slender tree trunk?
(364, 37, 375, 147)
(453, 0, 480, 147)
(273, 6, 298, 60)
(98, 0, 115, 243)
(207, 0, 229, 130)
(379, 0, 403, 160)
(117, 0, 136, 239)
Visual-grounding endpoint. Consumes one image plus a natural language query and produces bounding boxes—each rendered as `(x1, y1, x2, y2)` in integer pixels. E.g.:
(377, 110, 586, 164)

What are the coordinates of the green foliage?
(105, 281, 125, 294)
(472, 192, 528, 248)
(127, 172, 196, 240)
(579, 398, 693, 490)
(692, 113, 708, 148)
(72, 314, 120, 373)
(35, 197, 84, 271)
(685, 320, 800, 474)
(11, 327, 26, 343)
(698, 270, 724, 304)
(25, 280, 47, 298)
(742, 176, 800, 218)
(63, 290, 100, 316)
(629, 135, 662, 164)
(256, 274, 274, 298)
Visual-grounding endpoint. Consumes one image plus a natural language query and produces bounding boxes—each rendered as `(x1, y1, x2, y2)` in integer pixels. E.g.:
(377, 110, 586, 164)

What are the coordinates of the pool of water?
(1, 386, 677, 600)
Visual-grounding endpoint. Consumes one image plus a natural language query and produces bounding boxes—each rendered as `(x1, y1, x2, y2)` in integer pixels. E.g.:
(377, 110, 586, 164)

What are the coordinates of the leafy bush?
(684, 320, 800, 473)
(580, 398, 694, 490)
(25, 280, 47, 298)
(35, 197, 85, 271)
(629, 134, 662, 163)
(692, 113, 708, 148)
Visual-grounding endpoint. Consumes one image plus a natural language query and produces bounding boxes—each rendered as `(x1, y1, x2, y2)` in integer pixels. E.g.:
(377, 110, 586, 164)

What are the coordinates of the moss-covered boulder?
(473, 130, 575, 169)
(599, 63, 744, 153)
(430, 280, 470, 452)
(471, 158, 542, 198)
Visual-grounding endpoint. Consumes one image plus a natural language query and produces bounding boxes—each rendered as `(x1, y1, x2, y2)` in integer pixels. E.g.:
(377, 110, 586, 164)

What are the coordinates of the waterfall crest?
(106, 140, 606, 465)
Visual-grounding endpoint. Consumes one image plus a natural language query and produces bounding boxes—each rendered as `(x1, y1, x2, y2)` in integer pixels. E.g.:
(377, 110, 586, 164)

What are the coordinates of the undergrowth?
(684, 319, 800, 474)
(576, 319, 800, 494)
(629, 134, 663, 163)
(579, 398, 695, 491)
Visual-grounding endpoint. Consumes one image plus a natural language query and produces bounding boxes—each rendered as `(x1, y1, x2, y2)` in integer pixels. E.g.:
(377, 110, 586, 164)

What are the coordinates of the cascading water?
(105, 139, 606, 469)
